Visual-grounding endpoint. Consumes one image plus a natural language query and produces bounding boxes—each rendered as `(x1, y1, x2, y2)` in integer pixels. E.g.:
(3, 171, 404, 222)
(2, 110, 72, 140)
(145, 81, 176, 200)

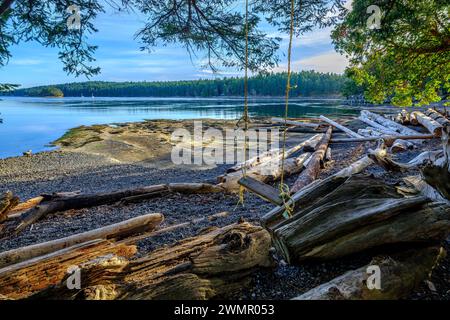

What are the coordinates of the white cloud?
(275, 51, 349, 74)
(11, 59, 43, 66)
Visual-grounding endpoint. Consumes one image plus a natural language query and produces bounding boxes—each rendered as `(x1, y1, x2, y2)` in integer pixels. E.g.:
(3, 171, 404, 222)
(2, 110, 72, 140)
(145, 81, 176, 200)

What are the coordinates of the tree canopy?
(332, 0, 450, 106)
(0, 0, 343, 78)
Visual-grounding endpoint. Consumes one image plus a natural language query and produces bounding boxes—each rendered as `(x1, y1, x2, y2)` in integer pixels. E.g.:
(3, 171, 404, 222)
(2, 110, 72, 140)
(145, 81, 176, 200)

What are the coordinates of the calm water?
(0, 97, 360, 158)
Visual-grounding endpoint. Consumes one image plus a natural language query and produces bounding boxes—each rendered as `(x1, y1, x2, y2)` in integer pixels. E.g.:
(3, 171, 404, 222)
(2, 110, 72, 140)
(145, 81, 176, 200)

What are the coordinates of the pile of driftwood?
(1, 107, 450, 300)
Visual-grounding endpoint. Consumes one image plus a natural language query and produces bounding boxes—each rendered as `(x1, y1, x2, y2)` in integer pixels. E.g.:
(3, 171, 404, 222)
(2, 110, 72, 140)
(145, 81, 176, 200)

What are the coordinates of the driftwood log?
(270, 175, 450, 263)
(224, 134, 321, 174)
(293, 246, 445, 300)
(0, 239, 137, 299)
(218, 135, 324, 192)
(219, 153, 311, 192)
(0, 213, 164, 268)
(271, 117, 318, 129)
(28, 222, 273, 300)
(14, 183, 221, 233)
(319, 115, 363, 138)
(261, 141, 388, 229)
(411, 111, 443, 137)
(291, 126, 333, 193)
(424, 108, 450, 127)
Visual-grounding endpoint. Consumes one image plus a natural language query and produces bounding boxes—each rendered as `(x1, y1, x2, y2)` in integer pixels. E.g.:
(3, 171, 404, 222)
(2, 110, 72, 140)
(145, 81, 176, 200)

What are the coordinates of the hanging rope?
(279, 0, 296, 219)
(236, 0, 250, 206)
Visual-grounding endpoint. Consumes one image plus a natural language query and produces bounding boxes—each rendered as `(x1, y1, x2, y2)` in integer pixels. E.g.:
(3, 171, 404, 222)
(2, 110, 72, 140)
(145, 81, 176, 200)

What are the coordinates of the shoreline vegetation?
(3, 71, 349, 98)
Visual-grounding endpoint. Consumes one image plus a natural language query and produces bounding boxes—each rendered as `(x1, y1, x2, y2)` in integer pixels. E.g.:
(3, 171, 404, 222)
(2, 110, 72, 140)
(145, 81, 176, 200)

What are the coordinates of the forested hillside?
(7, 71, 347, 98)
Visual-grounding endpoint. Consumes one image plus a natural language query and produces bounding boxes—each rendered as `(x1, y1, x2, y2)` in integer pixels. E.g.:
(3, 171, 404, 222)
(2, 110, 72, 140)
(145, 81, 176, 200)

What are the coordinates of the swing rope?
(237, 0, 296, 216)
(237, 0, 250, 206)
(278, 0, 296, 218)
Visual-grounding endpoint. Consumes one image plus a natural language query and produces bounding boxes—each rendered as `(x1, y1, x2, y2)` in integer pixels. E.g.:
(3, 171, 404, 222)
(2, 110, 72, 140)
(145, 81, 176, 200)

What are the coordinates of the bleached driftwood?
(261, 141, 387, 229)
(291, 126, 333, 193)
(0, 213, 164, 268)
(411, 111, 443, 137)
(271, 117, 319, 129)
(319, 115, 363, 138)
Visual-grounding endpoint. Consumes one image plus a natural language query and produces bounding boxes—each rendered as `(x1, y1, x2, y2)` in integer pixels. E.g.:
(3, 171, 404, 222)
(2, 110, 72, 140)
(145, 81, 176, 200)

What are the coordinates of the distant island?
(4, 71, 354, 98)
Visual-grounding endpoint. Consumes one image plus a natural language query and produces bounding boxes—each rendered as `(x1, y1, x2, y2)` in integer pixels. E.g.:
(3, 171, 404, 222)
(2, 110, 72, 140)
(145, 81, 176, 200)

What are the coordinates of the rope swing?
(237, 0, 296, 216)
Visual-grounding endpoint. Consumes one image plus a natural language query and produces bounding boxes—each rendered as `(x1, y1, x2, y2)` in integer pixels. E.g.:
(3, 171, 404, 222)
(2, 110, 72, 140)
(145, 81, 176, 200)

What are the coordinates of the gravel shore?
(0, 119, 448, 300)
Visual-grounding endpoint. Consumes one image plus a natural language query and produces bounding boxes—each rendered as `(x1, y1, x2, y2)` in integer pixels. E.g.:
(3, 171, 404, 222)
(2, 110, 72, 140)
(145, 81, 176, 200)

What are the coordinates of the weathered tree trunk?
(271, 175, 450, 263)
(15, 183, 220, 233)
(5, 196, 43, 220)
(0, 192, 19, 223)
(319, 115, 363, 138)
(357, 126, 413, 152)
(293, 246, 445, 300)
(359, 110, 422, 145)
(424, 108, 450, 127)
(261, 142, 385, 229)
(0, 213, 164, 268)
(224, 134, 321, 174)
(28, 222, 273, 300)
(291, 126, 333, 193)
(411, 111, 442, 137)
(271, 117, 318, 129)
(219, 152, 311, 192)
(0, 239, 137, 300)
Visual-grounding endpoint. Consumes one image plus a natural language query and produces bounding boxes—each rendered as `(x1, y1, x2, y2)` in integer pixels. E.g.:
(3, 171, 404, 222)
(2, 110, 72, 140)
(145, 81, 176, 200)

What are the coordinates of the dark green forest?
(6, 71, 350, 98)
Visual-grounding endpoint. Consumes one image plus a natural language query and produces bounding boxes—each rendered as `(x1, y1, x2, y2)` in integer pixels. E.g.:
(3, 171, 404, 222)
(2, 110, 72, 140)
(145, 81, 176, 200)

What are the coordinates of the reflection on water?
(0, 97, 361, 158)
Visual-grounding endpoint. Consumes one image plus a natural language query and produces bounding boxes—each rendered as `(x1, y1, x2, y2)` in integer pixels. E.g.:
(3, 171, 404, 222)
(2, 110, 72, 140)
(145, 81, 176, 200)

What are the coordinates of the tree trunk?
(271, 117, 318, 129)
(411, 111, 442, 137)
(293, 246, 445, 300)
(14, 183, 220, 233)
(0, 213, 164, 268)
(319, 115, 363, 138)
(271, 175, 450, 263)
(224, 134, 321, 174)
(424, 108, 450, 127)
(291, 126, 333, 193)
(28, 222, 273, 300)
(261, 143, 384, 230)
(0, 239, 137, 300)
(219, 153, 311, 192)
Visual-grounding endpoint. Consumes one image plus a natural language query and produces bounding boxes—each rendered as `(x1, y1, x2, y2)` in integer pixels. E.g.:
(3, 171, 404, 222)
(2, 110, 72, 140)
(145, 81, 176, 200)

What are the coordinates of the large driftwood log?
(360, 110, 421, 136)
(224, 134, 321, 174)
(0, 240, 137, 299)
(261, 142, 386, 229)
(357, 126, 413, 152)
(271, 175, 450, 263)
(291, 126, 333, 193)
(424, 108, 450, 127)
(30, 222, 273, 300)
(219, 152, 311, 192)
(359, 110, 422, 146)
(0, 213, 164, 268)
(271, 117, 318, 129)
(14, 183, 221, 233)
(411, 111, 443, 137)
(319, 115, 363, 138)
(293, 246, 445, 300)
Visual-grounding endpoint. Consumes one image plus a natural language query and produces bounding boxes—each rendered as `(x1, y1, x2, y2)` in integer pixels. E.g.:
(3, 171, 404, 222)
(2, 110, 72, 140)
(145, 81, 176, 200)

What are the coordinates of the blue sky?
(0, 5, 348, 88)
